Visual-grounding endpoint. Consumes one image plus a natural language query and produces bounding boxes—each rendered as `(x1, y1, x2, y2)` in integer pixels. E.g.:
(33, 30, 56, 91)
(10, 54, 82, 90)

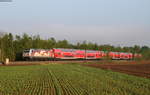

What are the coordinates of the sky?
(0, 0, 150, 46)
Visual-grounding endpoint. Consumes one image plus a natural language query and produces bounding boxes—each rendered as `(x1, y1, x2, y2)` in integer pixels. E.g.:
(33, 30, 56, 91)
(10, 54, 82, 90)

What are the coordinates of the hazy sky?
(0, 0, 150, 46)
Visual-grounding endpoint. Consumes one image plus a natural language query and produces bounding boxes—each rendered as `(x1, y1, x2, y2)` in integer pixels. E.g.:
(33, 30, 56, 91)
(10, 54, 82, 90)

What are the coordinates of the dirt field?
(84, 62, 150, 78)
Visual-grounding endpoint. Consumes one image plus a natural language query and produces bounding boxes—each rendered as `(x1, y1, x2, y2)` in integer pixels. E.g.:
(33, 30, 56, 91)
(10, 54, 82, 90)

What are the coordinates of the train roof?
(54, 48, 84, 51)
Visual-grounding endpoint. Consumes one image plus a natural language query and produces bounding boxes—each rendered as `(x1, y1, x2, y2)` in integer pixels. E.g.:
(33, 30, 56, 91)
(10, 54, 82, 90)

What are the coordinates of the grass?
(0, 63, 150, 95)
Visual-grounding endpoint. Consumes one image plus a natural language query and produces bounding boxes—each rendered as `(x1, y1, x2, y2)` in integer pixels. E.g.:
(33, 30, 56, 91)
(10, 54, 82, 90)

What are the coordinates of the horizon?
(0, 31, 149, 48)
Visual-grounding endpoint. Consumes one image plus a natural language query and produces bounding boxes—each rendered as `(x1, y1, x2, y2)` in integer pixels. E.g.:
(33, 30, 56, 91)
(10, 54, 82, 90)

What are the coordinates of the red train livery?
(108, 52, 133, 60)
(23, 48, 141, 60)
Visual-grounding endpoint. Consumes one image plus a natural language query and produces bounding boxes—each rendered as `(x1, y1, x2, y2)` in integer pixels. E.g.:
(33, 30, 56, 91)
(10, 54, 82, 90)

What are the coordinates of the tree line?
(0, 33, 150, 61)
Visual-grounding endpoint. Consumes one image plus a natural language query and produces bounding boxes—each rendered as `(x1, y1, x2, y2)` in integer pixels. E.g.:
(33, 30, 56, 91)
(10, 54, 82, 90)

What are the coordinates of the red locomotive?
(23, 49, 53, 60)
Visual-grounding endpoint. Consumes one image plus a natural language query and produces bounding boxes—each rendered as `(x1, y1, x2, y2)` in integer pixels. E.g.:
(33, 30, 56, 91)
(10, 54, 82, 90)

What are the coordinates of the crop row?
(0, 64, 150, 95)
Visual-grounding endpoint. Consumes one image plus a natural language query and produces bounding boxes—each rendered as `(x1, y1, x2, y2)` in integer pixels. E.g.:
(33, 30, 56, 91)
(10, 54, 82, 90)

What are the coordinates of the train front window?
(24, 50, 30, 53)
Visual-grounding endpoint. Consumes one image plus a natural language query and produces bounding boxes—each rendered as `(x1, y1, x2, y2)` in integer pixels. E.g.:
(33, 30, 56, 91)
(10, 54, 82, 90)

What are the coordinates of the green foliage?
(0, 33, 15, 61)
(0, 64, 150, 95)
(56, 39, 70, 48)
(0, 33, 150, 61)
(141, 46, 150, 60)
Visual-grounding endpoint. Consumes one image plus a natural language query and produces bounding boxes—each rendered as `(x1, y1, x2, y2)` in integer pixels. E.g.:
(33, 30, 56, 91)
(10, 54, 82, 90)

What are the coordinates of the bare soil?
(84, 62, 150, 78)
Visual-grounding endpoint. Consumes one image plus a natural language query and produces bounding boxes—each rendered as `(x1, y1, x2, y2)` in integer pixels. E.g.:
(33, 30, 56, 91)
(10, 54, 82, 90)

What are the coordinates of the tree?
(79, 41, 87, 49)
(140, 46, 150, 60)
(47, 37, 56, 48)
(56, 39, 70, 48)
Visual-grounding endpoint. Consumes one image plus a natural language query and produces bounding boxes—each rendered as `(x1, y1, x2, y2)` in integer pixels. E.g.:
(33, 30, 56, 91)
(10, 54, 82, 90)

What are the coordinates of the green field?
(0, 64, 150, 95)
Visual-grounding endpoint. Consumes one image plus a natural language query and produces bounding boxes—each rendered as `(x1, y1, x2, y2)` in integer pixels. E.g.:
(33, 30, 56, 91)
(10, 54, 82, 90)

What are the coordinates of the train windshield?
(23, 50, 30, 53)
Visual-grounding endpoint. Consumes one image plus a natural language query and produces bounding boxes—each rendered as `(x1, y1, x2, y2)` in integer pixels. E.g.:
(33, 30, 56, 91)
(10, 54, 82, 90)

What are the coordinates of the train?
(22, 48, 142, 61)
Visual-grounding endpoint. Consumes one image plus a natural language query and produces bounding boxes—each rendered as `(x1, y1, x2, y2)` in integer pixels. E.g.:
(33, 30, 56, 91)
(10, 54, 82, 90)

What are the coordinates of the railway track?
(2, 60, 103, 66)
